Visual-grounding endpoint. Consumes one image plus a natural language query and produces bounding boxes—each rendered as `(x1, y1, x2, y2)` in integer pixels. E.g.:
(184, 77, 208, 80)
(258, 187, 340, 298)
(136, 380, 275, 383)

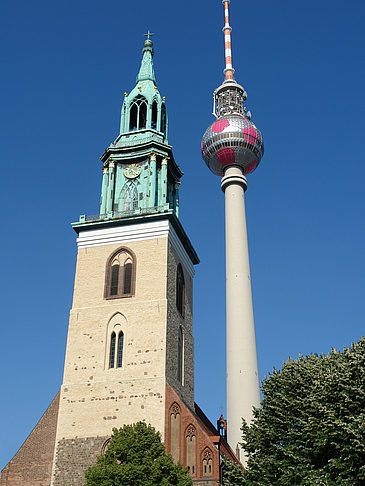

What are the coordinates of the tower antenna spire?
(222, 0, 235, 81)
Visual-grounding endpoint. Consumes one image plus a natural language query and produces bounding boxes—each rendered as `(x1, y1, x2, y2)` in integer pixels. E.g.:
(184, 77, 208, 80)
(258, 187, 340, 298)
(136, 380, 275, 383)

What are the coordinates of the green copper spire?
(119, 36, 167, 140)
(73, 34, 192, 254)
(136, 37, 156, 84)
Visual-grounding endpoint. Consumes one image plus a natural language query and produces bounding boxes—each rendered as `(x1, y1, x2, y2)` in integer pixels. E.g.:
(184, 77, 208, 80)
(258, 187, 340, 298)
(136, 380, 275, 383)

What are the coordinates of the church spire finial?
(144, 29, 155, 41)
(222, 0, 235, 81)
(136, 31, 156, 84)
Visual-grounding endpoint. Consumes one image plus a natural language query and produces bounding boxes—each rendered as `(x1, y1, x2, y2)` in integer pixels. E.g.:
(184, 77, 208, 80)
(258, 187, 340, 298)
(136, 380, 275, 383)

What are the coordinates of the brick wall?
(0, 392, 60, 486)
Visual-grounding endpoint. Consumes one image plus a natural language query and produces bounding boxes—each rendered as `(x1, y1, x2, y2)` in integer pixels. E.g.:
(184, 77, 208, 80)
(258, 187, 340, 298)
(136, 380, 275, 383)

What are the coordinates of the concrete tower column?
(221, 165, 260, 461)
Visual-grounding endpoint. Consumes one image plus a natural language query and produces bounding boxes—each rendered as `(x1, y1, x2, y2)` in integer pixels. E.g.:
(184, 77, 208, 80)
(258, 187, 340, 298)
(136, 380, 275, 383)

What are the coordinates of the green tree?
(220, 456, 246, 486)
(84, 421, 193, 486)
(241, 338, 365, 486)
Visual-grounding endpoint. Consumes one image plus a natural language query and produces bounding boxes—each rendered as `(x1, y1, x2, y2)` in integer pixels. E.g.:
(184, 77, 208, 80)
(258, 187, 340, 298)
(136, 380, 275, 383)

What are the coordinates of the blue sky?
(1, 0, 364, 471)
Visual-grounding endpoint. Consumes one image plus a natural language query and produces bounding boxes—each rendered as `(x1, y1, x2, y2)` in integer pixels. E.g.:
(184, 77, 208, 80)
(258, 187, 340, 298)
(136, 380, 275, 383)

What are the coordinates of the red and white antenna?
(222, 0, 235, 81)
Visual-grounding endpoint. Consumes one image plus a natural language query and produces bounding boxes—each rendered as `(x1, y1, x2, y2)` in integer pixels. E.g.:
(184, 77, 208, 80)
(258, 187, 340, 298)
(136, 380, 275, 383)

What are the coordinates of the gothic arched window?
(161, 104, 167, 136)
(122, 182, 138, 212)
(169, 403, 181, 463)
(129, 103, 138, 130)
(117, 331, 124, 368)
(176, 264, 185, 317)
(105, 248, 136, 299)
(139, 101, 147, 129)
(185, 426, 196, 478)
(202, 448, 213, 477)
(109, 332, 116, 368)
(177, 326, 184, 384)
(152, 100, 158, 129)
(129, 95, 147, 131)
(108, 331, 124, 369)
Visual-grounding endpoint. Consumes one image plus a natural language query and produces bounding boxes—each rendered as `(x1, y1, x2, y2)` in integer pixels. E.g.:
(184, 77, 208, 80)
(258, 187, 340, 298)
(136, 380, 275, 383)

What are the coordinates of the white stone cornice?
(76, 220, 195, 277)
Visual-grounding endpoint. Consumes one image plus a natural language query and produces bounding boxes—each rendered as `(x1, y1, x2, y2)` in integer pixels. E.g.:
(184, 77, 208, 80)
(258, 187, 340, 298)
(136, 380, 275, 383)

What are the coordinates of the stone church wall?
(0, 392, 60, 486)
(166, 240, 195, 407)
(51, 437, 106, 486)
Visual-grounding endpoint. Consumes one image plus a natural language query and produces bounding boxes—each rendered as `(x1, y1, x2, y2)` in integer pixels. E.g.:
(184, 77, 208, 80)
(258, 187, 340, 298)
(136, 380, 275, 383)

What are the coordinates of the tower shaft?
(221, 166, 260, 459)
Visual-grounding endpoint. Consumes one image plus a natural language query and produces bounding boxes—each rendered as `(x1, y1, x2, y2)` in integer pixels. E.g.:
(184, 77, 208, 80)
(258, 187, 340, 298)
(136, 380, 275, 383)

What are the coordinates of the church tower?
(50, 36, 199, 485)
(1, 35, 238, 486)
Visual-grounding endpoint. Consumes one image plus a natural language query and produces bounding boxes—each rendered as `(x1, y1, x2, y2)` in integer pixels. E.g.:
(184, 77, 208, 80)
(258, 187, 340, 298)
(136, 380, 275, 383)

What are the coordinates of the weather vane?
(144, 29, 155, 41)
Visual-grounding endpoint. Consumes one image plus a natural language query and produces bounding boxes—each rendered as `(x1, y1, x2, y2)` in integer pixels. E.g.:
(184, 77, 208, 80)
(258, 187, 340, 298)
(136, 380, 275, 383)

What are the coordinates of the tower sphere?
(202, 112, 264, 177)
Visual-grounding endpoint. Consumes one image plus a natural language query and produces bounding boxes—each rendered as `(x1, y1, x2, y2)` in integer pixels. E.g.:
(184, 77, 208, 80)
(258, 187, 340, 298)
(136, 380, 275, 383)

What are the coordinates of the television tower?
(201, 0, 264, 460)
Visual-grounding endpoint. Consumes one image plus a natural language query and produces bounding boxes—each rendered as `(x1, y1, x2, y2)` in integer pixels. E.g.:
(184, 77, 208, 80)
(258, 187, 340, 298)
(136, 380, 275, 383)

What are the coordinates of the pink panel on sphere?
(216, 148, 235, 166)
(212, 119, 230, 133)
(201, 141, 206, 157)
(243, 127, 258, 144)
(245, 159, 258, 175)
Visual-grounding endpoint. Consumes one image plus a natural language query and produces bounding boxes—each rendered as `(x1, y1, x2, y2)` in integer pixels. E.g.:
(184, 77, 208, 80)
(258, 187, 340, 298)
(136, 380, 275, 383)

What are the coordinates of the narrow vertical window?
(124, 187, 132, 211)
(109, 332, 116, 368)
(117, 332, 124, 368)
(170, 403, 181, 463)
(176, 264, 185, 317)
(110, 265, 119, 296)
(129, 103, 138, 130)
(139, 101, 147, 129)
(185, 426, 196, 478)
(152, 101, 158, 129)
(123, 262, 132, 295)
(161, 104, 167, 136)
(177, 327, 183, 384)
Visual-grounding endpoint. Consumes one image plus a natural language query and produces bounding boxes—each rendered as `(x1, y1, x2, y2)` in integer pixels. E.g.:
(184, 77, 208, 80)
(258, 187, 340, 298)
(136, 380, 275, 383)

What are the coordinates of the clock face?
(124, 164, 142, 179)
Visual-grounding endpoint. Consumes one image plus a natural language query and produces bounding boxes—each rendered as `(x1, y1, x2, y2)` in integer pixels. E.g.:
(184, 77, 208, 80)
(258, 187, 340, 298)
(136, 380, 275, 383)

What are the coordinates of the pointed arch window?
(152, 100, 158, 130)
(108, 331, 124, 369)
(202, 449, 213, 478)
(129, 103, 138, 130)
(109, 332, 116, 368)
(161, 104, 167, 136)
(105, 247, 136, 299)
(117, 332, 124, 368)
(177, 326, 184, 384)
(139, 101, 147, 129)
(129, 95, 148, 131)
(169, 403, 181, 463)
(122, 182, 138, 211)
(176, 264, 185, 317)
(185, 426, 196, 478)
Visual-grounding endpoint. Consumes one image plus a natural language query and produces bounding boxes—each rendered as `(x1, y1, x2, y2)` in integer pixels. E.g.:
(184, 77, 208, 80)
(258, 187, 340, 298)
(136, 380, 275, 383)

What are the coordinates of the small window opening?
(161, 104, 167, 136)
(123, 263, 132, 295)
(152, 101, 158, 129)
(139, 101, 147, 129)
(129, 103, 138, 130)
(110, 264, 119, 296)
(109, 332, 116, 368)
(117, 332, 124, 368)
